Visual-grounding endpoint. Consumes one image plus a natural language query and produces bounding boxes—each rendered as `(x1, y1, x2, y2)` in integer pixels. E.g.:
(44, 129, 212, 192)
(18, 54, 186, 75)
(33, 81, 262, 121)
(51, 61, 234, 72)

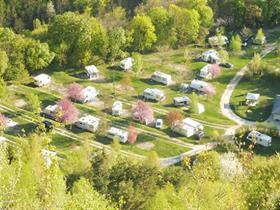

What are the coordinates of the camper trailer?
(85, 65, 99, 80)
(201, 50, 220, 63)
(200, 64, 212, 79)
(112, 101, 123, 116)
(120, 57, 134, 70)
(172, 118, 204, 138)
(34, 74, 51, 87)
(173, 96, 191, 107)
(41, 105, 58, 119)
(247, 131, 272, 147)
(106, 127, 128, 143)
(245, 93, 260, 107)
(143, 88, 165, 102)
(75, 115, 100, 132)
(190, 80, 209, 92)
(81, 86, 98, 103)
(150, 71, 172, 85)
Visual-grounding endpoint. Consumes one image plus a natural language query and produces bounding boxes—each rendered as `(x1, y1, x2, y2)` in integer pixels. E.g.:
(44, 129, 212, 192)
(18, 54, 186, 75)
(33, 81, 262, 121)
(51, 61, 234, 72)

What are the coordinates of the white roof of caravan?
(112, 101, 122, 110)
(248, 131, 272, 142)
(85, 65, 99, 74)
(246, 93, 260, 101)
(77, 115, 100, 125)
(121, 57, 134, 64)
(152, 71, 172, 79)
(202, 49, 219, 56)
(44, 104, 58, 112)
(83, 86, 98, 97)
(6, 118, 18, 128)
(41, 149, 57, 157)
(108, 127, 128, 136)
(173, 96, 191, 103)
(34, 74, 50, 81)
(201, 64, 212, 71)
(144, 88, 165, 96)
(190, 80, 209, 89)
(182, 118, 203, 129)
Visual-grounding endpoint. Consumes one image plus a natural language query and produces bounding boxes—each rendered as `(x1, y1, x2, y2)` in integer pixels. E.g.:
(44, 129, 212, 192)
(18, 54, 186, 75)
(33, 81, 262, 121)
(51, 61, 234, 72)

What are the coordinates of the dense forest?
(1, 0, 280, 210)
(1, 133, 280, 210)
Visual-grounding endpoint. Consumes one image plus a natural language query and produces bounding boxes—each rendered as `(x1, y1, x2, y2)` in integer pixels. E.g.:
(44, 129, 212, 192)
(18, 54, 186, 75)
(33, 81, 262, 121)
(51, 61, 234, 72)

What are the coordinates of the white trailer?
(34, 74, 51, 87)
(120, 57, 134, 70)
(200, 64, 212, 79)
(106, 127, 128, 143)
(85, 65, 99, 80)
(247, 131, 272, 147)
(150, 71, 172, 85)
(171, 118, 203, 137)
(201, 50, 220, 63)
(42, 105, 58, 119)
(190, 80, 209, 92)
(75, 115, 100, 132)
(143, 88, 165, 102)
(81, 86, 99, 103)
(173, 96, 191, 107)
(112, 101, 123, 116)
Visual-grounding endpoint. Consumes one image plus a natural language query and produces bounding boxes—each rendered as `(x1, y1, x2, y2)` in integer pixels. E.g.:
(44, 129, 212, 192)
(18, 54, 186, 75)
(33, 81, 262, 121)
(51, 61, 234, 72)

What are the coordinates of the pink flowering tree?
(209, 64, 221, 79)
(56, 98, 80, 124)
(202, 84, 216, 97)
(0, 113, 7, 131)
(127, 125, 138, 144)
(67, 83, 84, 101)
(132, 101, 154, 125)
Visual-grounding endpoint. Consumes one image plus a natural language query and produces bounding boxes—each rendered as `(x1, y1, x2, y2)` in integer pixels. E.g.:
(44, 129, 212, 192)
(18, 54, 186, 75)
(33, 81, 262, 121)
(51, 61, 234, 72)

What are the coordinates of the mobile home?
(150, 71, 172, 85)
(190, 80, 209, 92)
(201, 50, 220, 63)
(112, 101, 123, 116)
(106, 127, 128, 143)
(85, 65, 99, 80)
(42, 105, 58, 119)
(173, 96, 191, 107)
(81, 86, 99, 103)
(172, 118, 204, 137)
(34, 74, 51, 87)
(120, 57, 134, 70)
(143, 88, 165, 102)
(75, 115, 100, 132)
(247, 131, 272, 147)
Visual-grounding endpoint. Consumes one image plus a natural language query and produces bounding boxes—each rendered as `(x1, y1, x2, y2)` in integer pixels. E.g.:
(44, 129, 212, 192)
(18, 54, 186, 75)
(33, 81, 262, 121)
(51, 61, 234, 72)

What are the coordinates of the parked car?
(155, 119, 163, 129)
(219, 63, 234, 69)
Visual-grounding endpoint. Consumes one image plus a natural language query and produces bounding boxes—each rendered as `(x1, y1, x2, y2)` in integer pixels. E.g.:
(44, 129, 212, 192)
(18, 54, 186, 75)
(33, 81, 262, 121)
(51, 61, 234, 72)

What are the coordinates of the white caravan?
(81, 86, 99, 103)
(201, 50, 220, 63)
(120, 57, 134, 70)
(150, 71, 172, 85)
(85, 65, 99, 80)
(200, 64, 212, 79)
(143, 88, 165, 102)
(106, 127, 128, 143)
(75, 115, 100, 132)
(42, 104, 58, 119)
(34, 74, 51, 87)
(247, 131, 272, 147)
(190, 80, 209, 92)
(173, 96, 191, 107)
(112, 101, 123, 116)
(172, 118, 204, 137)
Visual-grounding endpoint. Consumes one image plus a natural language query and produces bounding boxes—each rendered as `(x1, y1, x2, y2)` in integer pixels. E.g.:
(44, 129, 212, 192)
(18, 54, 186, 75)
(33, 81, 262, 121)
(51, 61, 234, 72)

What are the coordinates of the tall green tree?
(129, 15, 157, 51)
